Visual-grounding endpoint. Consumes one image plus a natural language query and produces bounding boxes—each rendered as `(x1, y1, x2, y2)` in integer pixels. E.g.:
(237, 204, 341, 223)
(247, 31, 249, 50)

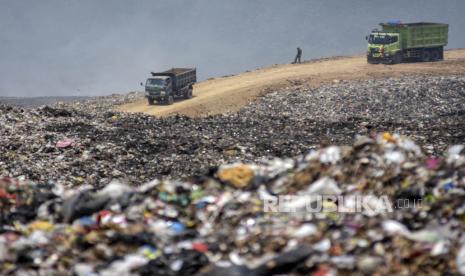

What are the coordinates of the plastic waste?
(56, 138, 75, 148)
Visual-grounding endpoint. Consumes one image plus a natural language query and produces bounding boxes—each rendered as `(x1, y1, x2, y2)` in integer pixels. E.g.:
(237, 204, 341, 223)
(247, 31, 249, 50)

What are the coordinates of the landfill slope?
(2, 76, 464, 185)
(1, 70, 465, 273)
(117, 49, 465, 117)
(0, 96, 90, 108)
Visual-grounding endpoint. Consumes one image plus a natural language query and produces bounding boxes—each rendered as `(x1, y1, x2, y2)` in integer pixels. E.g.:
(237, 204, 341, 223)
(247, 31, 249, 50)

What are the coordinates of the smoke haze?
(1, 0, 464, 97)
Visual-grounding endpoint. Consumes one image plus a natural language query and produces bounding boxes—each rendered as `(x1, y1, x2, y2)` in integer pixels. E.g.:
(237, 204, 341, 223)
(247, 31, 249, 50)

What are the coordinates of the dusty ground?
(117, 49, 465, 117)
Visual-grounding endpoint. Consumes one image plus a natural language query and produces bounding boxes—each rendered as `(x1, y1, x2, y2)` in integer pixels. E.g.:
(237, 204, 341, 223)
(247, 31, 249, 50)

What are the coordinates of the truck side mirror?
(140, 82, 144, 87)
(365, 36, 368, 40)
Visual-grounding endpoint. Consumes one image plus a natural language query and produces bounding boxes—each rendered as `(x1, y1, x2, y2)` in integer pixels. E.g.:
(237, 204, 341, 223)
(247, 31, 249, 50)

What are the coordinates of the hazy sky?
(1, 0, 464, 97)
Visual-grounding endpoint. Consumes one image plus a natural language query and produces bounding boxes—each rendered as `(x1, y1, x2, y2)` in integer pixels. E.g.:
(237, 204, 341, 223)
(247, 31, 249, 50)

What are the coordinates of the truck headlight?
(160, 91, 166, 96)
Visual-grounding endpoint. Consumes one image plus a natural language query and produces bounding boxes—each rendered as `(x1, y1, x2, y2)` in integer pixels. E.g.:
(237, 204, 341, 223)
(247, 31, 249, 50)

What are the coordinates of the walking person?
(293, 47, 302, 64)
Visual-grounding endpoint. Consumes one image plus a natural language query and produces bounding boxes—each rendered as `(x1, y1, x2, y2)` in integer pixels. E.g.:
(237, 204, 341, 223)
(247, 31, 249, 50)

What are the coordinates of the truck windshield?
(369, 34, 398, 44)
(146, 78, 167, 86)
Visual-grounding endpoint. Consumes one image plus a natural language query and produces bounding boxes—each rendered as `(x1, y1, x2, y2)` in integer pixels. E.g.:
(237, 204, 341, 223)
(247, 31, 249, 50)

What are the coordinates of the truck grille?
(147, 89, 161, 96)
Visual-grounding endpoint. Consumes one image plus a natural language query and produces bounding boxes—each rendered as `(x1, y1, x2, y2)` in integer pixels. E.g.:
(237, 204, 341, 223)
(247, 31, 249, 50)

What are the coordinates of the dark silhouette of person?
(293, 47, 302, 64)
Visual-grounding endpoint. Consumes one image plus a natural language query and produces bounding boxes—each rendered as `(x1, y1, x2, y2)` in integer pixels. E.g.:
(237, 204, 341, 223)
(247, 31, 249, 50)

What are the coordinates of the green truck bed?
(381, 22, 448, 49)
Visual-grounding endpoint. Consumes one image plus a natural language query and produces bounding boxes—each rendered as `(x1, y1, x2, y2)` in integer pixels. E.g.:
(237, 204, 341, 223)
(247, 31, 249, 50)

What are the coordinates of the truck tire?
(393, 53, 402, 64)
(184, 88, 193, 99)
(166, 95, 174, 105)
(388, 53, 402, 65)
(431, 50, 440, 61)
(147, 98, 154, 105)
(367, 57, 379, 64)
(439, 47, 444, 60)
(421, 50, 431, 62)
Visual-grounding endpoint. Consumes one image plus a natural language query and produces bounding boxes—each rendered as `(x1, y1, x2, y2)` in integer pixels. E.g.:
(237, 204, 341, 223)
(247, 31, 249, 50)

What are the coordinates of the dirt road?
(117, 49, 465, 117)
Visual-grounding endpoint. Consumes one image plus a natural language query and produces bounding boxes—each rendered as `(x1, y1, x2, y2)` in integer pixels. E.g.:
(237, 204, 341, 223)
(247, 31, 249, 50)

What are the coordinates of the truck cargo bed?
(381, 22, 448, 49)
(162, 68, 195, 75)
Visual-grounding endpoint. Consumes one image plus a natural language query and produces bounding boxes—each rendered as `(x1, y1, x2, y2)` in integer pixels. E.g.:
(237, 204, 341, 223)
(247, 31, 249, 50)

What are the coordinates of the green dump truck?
(145, 68, 196, 105)
(367, 21, 448, 64)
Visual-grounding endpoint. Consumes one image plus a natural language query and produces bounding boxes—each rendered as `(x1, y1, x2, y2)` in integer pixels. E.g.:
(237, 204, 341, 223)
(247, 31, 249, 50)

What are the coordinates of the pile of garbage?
(1, 75, 465, 274)
(246, 75, 465, 153)
(0, 96, 92, 108)
(260, 75, 465, 123)
(1, 133, 465, 275)
(1, 76, 465, 186)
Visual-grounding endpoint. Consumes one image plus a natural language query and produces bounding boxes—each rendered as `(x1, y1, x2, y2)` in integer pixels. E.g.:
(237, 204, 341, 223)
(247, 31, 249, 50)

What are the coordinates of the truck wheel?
(393, 53, 402, 64)
(431, 50, 440, 61)
(439, 48, 444, 60)
(367, 57, 378, 64)
(184, 89, 193, 99)
(147, 98, 154, 105)
(167, 95, 174, 105)
(421, 50, 431, 62)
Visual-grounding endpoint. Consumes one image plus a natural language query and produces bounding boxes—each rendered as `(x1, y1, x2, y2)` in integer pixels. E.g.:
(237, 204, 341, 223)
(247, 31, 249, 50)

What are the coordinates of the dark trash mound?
(1, 76, 464, 186)
(0, 96, 91, 108)
(1, 75, 465, 274)
(1, 134, 465, 274)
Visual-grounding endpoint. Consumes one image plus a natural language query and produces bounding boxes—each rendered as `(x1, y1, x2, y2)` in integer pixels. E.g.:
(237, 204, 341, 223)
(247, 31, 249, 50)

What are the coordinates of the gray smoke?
(1, 0, 464, 97)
